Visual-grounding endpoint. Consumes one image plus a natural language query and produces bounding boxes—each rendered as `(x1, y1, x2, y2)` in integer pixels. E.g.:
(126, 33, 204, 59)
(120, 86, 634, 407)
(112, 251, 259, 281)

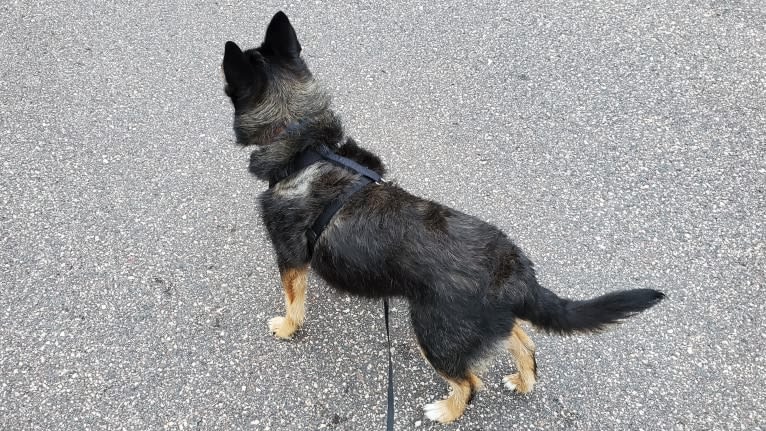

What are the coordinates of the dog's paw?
(268, 316, 298, 339)
(503, 373, 533, 393)
(503, 374, 518, 392)
(423, 400, 462, 424)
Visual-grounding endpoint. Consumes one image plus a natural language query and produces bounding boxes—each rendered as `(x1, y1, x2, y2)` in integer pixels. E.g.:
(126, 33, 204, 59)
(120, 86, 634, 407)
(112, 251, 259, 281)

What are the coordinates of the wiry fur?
(221, 12, 665, 424)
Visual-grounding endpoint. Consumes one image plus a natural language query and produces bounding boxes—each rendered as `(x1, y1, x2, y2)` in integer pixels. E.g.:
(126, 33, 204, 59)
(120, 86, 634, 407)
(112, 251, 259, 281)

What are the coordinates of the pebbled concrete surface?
(1, 1, 764, 430)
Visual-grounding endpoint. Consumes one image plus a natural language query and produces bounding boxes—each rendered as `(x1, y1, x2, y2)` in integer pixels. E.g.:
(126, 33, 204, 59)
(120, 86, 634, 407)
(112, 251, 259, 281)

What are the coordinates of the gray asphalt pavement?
(1, 1, 764, 430)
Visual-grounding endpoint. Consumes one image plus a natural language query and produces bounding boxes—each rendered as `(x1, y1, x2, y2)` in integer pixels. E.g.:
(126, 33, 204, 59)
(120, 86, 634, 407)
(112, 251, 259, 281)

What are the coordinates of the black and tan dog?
(221, 12, 665, 424)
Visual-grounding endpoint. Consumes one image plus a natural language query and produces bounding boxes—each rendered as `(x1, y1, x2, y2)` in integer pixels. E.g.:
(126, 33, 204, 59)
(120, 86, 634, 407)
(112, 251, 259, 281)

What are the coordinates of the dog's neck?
(247, 110, 344, 182)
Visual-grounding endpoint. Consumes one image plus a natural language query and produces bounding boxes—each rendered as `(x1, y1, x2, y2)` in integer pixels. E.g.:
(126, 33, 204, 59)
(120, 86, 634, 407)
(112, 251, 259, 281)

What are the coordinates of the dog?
(221, 11, 665, 424)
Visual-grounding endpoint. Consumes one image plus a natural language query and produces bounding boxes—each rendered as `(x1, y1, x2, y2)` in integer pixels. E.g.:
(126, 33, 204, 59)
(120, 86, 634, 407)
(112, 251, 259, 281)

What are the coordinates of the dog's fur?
(222, 12, 665, 424)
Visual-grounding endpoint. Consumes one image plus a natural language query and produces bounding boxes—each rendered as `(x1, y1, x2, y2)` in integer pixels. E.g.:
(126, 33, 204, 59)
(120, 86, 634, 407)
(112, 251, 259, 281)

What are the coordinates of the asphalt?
(1, 1, 764, 430)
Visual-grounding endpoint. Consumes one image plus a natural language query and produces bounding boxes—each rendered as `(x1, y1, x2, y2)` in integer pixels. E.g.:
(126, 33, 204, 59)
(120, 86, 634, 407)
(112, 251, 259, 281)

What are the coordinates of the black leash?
(383, 298, 394, 431)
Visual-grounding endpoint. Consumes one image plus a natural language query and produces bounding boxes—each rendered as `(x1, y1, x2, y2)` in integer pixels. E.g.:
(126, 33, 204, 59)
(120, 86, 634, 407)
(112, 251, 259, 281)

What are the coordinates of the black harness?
(268, 144, 383, 254)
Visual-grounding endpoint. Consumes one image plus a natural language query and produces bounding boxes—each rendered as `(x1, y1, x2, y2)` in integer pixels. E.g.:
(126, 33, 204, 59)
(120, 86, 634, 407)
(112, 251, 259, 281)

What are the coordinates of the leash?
(384, 298, 395, 431)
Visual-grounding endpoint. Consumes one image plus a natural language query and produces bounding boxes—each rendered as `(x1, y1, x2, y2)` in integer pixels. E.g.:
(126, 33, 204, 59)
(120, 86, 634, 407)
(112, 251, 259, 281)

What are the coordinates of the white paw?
(423, 401, 447, 422)
(503, 375, 517, 392)
(268, 316, 296, 339)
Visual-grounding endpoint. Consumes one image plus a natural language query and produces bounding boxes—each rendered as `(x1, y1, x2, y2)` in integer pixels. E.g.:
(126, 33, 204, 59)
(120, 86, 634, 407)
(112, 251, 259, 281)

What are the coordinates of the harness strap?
(269, 144, 383, 255)
(314, 145, 381, 182)
(269, 146, 381, 188)
(306, 176, 374, 252)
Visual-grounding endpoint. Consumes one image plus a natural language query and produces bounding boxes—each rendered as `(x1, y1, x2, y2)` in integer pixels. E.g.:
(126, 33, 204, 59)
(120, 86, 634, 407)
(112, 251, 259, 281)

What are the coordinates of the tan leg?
(423, 377, 472, 424)
(416, 344, 483, 391)
(503, 324, 537, 393)
(268, 266, 308, 339)
(468, 372, 484, 392)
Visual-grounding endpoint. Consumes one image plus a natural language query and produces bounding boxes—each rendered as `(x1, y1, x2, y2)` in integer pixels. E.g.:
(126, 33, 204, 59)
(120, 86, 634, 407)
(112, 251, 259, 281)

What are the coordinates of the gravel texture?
(1, 1, 764, 430)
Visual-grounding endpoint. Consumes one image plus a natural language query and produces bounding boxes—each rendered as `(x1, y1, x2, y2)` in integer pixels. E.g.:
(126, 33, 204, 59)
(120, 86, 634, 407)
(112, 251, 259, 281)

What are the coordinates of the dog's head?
(222, 12, 330, 147)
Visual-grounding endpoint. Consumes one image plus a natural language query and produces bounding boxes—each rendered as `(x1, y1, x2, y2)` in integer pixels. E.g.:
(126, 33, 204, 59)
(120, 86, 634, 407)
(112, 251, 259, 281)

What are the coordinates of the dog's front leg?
(268, 265, 309, 339)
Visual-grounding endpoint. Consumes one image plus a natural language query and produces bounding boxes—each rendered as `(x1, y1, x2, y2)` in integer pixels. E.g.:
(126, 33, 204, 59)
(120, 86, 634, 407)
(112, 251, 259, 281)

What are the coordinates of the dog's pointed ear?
(223, 41, 254, 91)
(263, 11, 301, 58)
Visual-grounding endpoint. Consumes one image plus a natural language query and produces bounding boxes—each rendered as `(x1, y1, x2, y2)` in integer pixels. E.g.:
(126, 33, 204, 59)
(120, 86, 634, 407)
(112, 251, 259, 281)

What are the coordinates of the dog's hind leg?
(423, 375, 473, 424)
(416, 338, 480, 422)
(503, 323, 537, 393)
(268, 266, 308, 339)
(413, 302, 489, 423)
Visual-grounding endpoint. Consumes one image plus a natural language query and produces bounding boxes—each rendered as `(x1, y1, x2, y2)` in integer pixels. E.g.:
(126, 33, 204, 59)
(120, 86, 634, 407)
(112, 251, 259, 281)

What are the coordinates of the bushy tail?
(522, 287, 665, 334)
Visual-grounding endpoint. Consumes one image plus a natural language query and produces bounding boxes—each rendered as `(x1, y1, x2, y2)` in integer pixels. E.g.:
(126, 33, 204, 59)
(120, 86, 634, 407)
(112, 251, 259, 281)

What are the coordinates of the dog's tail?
(519, 286, 665, 334)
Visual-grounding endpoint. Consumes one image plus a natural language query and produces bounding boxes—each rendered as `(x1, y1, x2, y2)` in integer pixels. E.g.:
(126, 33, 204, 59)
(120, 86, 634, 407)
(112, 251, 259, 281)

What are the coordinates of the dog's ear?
(223, 41, 254, 93)
(263, 11, 301, 59)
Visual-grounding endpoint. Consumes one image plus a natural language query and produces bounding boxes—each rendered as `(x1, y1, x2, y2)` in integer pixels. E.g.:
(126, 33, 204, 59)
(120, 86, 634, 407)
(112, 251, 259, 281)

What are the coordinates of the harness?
(268, 144, 383, 254)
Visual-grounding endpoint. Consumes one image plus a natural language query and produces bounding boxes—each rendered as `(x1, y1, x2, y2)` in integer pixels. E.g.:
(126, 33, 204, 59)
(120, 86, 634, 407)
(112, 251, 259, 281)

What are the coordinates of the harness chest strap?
(269, 145, 383, 254)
